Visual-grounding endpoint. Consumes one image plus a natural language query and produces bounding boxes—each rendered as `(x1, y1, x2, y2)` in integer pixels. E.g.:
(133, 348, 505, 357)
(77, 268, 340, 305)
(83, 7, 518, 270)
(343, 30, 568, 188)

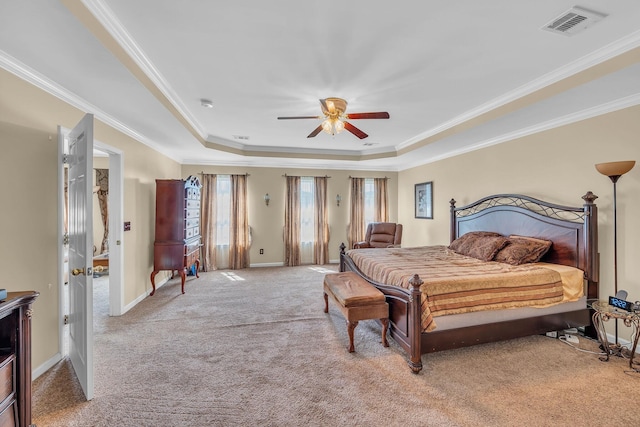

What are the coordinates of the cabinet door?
(155, 181, 186, 241)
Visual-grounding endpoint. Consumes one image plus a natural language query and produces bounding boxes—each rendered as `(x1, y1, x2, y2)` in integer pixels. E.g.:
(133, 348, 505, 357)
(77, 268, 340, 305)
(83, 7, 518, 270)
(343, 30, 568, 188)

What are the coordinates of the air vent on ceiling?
(233, 135, 250, 141)
(542, 6, 607, 36)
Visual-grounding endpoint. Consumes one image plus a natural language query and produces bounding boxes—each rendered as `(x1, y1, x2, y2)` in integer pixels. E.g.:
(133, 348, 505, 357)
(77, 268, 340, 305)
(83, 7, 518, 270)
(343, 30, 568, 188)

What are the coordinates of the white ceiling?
(1, 0, 639, 171)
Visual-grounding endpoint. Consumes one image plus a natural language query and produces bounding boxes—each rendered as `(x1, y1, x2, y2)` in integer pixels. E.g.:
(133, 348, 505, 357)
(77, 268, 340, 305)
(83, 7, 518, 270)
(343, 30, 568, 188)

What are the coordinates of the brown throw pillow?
(493, 235, 553, 265)
(449, 231, 508, 261)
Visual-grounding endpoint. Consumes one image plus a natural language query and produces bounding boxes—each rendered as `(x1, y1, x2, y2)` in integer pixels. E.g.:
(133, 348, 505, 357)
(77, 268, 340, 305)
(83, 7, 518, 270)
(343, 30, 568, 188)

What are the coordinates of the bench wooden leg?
(381, 318, 389, 347)
(323, 292, 329, 313)
(347, 320, 359, 352)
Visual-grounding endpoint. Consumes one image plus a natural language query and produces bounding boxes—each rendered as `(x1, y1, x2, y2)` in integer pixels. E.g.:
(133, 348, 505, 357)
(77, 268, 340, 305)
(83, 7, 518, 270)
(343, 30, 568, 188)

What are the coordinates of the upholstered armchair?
(353, 222, 403, 249)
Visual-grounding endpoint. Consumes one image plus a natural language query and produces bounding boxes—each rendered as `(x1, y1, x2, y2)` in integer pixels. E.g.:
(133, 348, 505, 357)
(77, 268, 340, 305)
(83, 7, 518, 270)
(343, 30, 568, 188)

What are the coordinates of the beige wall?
(0, 68, 181, 371)
(180, 165, 399, 264)
(398, 105, 640, 342)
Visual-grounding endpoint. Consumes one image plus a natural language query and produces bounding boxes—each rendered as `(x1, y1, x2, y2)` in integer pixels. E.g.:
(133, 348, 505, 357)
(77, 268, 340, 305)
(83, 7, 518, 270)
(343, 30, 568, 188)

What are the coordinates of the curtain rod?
(349, 176, 389, 179)
(282, 174, 331, 178)
(200, 171, 250, 176)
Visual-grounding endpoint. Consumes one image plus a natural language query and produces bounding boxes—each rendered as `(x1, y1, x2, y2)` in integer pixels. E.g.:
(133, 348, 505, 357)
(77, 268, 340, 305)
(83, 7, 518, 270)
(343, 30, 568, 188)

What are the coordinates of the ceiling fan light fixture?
(321, 119, 333, 134)
(322, 118, 345, 135)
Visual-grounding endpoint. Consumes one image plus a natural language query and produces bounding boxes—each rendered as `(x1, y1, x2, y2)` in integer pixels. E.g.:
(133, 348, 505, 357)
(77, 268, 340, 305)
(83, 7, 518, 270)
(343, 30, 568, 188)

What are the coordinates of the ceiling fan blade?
(307, 125, 323, 138)
(319, 98, 330, 115)
(344, 122, 368, 139)
(277, 116, 322, 120)
(346, 112, 390, 119)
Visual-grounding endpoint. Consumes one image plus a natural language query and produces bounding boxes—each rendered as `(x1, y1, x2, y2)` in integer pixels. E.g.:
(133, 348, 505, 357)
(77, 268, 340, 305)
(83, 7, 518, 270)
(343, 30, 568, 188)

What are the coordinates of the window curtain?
(284, 176, 301, 266)
(348, 178, 365, 249)
(200, 174, 218, 271)
(95, 168, 109, 254)
(314, 177, 329, 265)
(374, 177, 389, 223)
(229, 174, 249, 269)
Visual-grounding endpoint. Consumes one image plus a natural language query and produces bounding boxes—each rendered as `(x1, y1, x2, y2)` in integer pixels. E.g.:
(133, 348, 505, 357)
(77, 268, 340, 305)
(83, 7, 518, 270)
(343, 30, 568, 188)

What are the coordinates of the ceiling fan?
(277, 97, 390, 139)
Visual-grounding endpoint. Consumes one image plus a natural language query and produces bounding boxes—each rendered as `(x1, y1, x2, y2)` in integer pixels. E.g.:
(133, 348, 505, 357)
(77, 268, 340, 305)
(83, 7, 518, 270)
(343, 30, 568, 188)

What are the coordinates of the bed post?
(582, 191, 599, 299)
(408, 274, 424, 374)
(339, 243, 346, 272)
(449, 198, 457, 243)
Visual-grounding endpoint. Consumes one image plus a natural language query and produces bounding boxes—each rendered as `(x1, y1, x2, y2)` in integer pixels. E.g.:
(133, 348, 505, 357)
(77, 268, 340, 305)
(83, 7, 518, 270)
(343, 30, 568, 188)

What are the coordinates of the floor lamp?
(595, 160, 636, 350)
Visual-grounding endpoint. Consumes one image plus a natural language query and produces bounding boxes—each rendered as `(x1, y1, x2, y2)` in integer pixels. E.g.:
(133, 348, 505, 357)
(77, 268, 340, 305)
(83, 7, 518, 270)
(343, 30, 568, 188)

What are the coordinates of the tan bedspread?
(346, 246, 569, 332)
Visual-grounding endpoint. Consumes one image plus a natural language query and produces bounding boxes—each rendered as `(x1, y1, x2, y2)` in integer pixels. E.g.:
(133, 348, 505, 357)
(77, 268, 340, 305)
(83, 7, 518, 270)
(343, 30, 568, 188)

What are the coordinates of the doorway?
(90, 142, 124, 317)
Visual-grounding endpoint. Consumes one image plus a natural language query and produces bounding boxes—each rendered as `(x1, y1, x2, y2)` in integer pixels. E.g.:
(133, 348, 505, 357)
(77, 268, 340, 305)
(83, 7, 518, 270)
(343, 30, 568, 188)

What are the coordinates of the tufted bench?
(323, 272, 389, 352)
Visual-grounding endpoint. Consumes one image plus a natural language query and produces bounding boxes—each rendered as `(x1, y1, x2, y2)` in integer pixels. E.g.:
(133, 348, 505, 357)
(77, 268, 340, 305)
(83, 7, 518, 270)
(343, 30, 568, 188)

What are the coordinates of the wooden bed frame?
(339, 192, 599, 373)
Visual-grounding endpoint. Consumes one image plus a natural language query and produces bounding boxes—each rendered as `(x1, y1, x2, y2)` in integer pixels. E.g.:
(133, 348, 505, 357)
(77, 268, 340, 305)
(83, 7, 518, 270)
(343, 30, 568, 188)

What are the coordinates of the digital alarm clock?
(609, 295, 634, 312)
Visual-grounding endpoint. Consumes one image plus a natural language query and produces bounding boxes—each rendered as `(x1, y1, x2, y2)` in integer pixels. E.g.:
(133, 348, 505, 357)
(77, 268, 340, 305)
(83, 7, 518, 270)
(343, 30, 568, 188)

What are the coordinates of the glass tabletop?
(591, 300, 640, 318)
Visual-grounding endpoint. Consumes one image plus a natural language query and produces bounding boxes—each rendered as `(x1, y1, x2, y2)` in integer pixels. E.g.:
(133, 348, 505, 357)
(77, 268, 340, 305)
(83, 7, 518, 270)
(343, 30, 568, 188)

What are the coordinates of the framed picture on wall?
(415, 181, 433, 219)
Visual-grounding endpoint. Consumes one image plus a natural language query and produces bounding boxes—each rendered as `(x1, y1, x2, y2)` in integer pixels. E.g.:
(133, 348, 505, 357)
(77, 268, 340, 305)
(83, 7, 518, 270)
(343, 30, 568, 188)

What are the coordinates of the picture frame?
(415, 181, 433, 219)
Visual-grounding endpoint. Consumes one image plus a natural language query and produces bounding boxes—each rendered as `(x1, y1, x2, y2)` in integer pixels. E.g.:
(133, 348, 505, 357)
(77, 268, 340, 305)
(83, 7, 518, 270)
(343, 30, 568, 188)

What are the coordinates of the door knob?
(71, 268, 85, 276)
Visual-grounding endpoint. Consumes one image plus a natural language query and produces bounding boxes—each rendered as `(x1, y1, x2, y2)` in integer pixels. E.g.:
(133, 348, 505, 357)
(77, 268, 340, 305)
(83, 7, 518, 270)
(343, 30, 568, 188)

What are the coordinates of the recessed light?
(200, 99, 214, 108)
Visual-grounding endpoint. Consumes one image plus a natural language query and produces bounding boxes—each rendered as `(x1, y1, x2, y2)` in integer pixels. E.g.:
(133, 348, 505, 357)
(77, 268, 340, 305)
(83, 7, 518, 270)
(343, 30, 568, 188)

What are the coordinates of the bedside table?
(591, 300, 640, 371)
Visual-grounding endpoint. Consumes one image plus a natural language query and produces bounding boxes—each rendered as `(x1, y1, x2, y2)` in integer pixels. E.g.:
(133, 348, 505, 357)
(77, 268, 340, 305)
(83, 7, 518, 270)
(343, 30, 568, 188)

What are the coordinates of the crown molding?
(397, 29, 640, 152)
(399, 92, 640, 171)
(81, 0, 209, 139)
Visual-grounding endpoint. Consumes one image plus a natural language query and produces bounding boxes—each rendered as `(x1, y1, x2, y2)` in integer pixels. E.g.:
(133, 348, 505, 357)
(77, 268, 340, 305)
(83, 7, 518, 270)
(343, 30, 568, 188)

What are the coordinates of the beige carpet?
(33, 265, 640, 426)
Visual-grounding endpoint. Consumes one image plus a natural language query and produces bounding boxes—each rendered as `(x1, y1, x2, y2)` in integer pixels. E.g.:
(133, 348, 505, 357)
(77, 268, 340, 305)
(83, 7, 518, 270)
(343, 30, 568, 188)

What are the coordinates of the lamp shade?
(595, 160, 635, 178)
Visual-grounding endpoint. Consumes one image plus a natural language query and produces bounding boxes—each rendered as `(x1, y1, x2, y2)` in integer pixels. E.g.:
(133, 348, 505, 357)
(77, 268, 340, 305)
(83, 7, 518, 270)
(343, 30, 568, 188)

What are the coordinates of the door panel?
(62, 113, 94, 400)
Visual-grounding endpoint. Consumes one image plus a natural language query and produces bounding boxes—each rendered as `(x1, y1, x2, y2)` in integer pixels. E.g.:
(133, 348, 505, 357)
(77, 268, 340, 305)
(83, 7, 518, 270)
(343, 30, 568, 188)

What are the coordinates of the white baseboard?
(33, 352, 63, 380)
(248, 261, 339, 268)
(249, 262, 285, 267)
(121, 276, 170, 314)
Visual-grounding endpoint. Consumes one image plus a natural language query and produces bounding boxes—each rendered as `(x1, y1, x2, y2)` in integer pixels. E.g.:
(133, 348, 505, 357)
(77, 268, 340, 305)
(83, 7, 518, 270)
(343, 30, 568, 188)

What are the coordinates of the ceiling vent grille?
(542, 6, 607, 36)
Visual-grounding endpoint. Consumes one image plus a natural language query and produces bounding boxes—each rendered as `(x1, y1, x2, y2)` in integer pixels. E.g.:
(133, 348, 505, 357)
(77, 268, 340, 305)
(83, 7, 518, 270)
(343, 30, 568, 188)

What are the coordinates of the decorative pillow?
(493, 235, 553, 265)
(449, 231, 508, 261)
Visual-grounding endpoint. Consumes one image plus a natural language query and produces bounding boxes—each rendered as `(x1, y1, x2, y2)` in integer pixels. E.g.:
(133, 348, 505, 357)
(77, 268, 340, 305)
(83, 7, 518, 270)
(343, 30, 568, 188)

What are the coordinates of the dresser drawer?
(0, 401, 16, 427)
(186, 199, 200, 209)
(0, 355, 14, 404)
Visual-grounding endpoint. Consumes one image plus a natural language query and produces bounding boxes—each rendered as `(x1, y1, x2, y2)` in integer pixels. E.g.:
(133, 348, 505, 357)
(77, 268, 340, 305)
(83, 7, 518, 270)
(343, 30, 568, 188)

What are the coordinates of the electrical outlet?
(259, 249, 264, 254)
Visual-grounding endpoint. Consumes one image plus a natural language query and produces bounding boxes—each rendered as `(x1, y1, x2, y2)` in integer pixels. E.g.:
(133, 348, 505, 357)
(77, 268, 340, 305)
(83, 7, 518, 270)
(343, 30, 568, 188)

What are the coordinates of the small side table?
(591, 300, 640, 371)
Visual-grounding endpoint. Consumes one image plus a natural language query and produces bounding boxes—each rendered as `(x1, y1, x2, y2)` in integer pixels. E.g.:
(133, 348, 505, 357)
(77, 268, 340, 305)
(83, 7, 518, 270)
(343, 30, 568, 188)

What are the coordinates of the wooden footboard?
(340, 243, 424, 373)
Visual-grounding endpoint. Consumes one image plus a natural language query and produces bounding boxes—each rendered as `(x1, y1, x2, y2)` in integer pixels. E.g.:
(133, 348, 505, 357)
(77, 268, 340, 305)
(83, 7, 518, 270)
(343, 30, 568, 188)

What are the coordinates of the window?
(363, 178, 375, 231)
(300, 177, 315, 263)
(216, 175, 231, 246)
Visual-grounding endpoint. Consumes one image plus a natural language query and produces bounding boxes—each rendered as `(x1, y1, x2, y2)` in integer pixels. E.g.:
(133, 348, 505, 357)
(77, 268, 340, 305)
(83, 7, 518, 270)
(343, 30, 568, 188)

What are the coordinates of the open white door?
(62, 113, 94, 400)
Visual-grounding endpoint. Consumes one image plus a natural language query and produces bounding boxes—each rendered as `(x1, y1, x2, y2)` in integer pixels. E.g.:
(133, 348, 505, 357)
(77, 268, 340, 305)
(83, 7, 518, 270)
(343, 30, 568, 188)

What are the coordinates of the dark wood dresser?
(150, 176, 202, 295)
(0, 291, 38, 427)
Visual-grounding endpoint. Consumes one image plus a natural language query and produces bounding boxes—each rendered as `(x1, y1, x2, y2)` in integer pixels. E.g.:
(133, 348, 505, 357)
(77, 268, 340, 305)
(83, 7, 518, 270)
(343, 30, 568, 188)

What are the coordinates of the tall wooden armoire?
(150, 176, 201, 295)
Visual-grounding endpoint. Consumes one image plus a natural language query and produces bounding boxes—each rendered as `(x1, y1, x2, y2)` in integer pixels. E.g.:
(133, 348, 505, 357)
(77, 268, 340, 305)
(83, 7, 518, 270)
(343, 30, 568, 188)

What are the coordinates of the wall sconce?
(264, 193, 270, 206)
(336, 194, 342, 207)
